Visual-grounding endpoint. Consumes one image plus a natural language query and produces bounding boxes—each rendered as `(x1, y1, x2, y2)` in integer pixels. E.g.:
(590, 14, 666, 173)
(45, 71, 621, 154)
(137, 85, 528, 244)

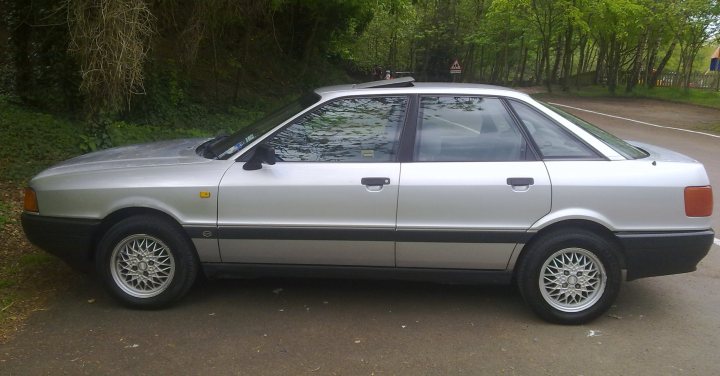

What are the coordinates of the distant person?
(385, 70, 393, 80)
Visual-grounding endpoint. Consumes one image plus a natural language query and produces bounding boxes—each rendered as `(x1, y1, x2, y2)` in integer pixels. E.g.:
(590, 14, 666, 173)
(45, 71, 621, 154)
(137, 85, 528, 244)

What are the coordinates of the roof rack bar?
(353, 76, 415, 89)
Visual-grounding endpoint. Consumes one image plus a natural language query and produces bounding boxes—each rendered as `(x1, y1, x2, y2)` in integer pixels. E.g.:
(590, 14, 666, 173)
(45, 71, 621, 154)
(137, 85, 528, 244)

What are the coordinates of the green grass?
(536, 85, 720, 110)
(695, 122, 720, 133)
(0, 98, 85, 183)
(630, 86, 720, 110)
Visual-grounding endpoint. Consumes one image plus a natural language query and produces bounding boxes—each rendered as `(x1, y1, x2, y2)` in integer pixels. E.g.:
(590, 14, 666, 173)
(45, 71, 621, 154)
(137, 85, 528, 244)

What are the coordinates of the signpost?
(711, 46, 720, 91)
(450, 59, 462, 82)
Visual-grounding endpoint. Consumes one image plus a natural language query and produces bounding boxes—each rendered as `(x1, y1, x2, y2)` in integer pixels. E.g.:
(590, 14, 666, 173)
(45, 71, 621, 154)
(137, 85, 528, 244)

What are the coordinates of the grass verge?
(541, 85, 720, 111)
(0, 95, 263, 342)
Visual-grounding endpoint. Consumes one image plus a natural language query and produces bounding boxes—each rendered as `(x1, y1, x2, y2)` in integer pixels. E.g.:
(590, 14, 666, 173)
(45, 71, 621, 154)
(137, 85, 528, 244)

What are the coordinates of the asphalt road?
(2, 97, 719, 375)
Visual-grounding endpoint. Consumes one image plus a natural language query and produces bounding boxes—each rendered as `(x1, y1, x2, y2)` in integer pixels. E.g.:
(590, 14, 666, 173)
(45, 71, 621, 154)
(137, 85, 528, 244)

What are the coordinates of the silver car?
(22, 78, 714, 324)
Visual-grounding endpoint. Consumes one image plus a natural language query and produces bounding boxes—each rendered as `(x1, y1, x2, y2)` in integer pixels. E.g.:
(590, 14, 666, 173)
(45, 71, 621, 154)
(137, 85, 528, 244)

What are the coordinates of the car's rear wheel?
(96, 215, 198, 308)
(517, 229, 621, 324)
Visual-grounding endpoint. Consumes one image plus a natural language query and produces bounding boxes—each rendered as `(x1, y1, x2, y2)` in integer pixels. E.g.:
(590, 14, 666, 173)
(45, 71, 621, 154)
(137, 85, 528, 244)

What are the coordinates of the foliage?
(68, 0, 155, 115)
(0, 95, 267, 186)
(1, 0, 719, 122)
(0, 96, 83, 183)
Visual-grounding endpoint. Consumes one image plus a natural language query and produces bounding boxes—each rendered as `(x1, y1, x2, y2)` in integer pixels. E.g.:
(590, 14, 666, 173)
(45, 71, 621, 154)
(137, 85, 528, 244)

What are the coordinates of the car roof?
(311, 77, 624, 160)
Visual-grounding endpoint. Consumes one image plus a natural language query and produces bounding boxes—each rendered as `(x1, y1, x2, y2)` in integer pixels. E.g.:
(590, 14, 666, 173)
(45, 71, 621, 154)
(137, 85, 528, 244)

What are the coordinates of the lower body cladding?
(203, 227, 526, 284)
(20, 214, 715, 283)
(188, 225, 715, 282)
(616, 230, 715, 280)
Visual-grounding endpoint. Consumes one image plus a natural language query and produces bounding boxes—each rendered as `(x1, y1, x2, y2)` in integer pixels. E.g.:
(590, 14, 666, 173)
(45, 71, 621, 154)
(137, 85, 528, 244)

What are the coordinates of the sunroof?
(353, 76, 415, 89)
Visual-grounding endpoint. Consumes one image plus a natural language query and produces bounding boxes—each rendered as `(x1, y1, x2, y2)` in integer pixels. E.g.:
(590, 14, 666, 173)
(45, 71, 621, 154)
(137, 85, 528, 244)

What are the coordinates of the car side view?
(21, 77, 714, 324)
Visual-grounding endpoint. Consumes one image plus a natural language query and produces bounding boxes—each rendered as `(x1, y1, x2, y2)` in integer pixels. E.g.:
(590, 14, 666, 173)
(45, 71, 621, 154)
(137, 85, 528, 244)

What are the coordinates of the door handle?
(507, 177, 534, 186)
(361, 177, 391, 186)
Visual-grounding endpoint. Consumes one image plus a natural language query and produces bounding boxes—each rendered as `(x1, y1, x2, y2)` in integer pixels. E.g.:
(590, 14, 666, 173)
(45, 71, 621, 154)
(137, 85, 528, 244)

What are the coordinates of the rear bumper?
(617, 230, 714, 281)
(21, 213, 99, 270)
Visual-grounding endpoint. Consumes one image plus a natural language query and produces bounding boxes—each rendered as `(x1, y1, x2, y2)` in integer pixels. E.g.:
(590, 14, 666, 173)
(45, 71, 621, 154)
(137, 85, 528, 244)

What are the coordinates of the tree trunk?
(299, 18, 320, 78)
(541, 40, 551, 91)
(648, 40, 675, 89)
(11, 3, 32, 103)
(625, 32, 646, 93)
(561, 24, 573, 91)
(644, 38, 660, 86)
(594, 38, 607, 85)
(607, 34, 620, 94)
(575, 35, 588, 90)
(517, 35, 527, 85)
(550, 34, 563, 86)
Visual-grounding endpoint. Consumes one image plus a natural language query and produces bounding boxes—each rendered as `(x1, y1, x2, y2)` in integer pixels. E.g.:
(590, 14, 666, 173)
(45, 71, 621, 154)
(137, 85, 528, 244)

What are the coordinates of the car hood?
(36, 138, 212, 178)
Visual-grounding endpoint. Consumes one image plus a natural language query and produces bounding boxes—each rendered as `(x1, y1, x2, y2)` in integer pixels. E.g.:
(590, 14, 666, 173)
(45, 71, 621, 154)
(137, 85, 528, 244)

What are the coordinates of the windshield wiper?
(197, 134, 228, 159)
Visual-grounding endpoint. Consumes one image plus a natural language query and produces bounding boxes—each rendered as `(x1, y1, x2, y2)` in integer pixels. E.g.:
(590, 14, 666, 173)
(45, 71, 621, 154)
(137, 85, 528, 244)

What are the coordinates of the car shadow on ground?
(54, 271, 670, 327)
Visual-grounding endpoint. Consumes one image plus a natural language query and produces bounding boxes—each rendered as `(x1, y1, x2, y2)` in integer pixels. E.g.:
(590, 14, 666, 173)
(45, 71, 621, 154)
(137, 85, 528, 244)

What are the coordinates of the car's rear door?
(217, 96, 408, 266)
(396, 96, 551, 269)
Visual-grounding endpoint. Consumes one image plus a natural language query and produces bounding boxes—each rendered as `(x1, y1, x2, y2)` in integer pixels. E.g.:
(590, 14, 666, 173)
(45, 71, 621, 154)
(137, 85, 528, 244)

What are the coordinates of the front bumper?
(617, 230, 714, 281)
(21, 213, 100, 270)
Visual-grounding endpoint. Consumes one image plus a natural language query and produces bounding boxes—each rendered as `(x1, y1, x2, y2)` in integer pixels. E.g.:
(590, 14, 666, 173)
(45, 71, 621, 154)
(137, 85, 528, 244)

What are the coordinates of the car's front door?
(396, 96, 552, 269)
(217, 96, 408, 266)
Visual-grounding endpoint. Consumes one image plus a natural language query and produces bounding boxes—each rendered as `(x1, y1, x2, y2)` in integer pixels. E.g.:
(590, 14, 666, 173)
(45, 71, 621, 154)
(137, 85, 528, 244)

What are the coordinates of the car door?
(217, 96, 408, 266)
(396, 96, 552, 270)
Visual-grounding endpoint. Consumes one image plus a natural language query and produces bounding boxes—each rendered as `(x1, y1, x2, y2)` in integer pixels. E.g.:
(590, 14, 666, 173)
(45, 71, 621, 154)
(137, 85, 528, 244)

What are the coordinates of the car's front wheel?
(96, 215, 198, 308)
(516, 229, 621, 324)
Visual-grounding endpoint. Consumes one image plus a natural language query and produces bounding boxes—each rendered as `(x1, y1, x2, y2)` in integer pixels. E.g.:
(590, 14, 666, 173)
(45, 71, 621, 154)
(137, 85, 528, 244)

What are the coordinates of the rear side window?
(510, 101, 598, 159)
(415, 96, 528, 162)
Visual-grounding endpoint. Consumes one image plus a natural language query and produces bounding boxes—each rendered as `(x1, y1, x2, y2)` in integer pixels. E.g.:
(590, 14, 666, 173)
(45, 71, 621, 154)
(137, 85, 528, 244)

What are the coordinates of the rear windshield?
(544, 103, 649, 159)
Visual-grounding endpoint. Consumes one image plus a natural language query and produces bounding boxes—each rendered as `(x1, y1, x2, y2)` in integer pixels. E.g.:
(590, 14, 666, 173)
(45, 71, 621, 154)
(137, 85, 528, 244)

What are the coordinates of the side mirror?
(243, 144, 276, 171)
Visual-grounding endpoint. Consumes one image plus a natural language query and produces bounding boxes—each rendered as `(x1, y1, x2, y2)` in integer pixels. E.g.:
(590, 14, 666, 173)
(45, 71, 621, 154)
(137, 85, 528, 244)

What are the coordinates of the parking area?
(1, 96, 719, 375)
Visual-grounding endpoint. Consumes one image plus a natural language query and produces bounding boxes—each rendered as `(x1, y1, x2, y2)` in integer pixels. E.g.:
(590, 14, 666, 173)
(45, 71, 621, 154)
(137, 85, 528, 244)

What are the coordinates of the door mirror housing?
(242, 144, 277, 170)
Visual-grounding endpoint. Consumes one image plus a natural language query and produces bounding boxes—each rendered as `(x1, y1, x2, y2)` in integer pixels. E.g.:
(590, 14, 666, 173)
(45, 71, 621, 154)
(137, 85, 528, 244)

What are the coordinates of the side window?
(510, 100, 598, 159)
(415, 96, 528, 162)
(267, 96, 407, 162)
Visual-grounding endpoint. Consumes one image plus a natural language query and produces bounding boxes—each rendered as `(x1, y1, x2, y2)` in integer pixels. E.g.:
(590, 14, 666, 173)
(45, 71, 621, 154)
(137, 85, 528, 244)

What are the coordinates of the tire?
(516, 229, 621, 324)
(96, 215, 198, 308)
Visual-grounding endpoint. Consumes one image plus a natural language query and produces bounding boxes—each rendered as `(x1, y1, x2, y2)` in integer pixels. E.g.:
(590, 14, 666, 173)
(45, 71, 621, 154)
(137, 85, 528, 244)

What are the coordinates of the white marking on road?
(715, 237, 720, 247)
(548, 103, 720, 139)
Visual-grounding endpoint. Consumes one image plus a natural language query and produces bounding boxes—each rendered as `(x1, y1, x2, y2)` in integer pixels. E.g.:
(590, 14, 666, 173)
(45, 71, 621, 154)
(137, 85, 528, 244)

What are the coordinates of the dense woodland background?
(0, 0, 718, 124)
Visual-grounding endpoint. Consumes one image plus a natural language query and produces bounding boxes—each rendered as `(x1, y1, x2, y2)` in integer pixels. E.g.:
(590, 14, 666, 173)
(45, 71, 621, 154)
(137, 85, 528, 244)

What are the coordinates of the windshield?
(543, 103, 648, 159)
(207, 93, 320, 159)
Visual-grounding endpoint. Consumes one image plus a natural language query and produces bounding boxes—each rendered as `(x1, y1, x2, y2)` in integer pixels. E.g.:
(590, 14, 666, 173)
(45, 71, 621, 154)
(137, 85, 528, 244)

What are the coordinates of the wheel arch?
(512, 219, 626, 280)
(91, 207, 194, 262)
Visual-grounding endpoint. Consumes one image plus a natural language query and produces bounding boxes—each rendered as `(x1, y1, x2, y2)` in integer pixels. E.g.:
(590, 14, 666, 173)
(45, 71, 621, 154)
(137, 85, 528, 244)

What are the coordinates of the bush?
(0, 96, 83, 183)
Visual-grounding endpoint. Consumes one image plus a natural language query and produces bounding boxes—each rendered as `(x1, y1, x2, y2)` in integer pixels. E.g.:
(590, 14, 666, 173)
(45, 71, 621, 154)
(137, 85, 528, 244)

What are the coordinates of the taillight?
(684, 186, 713, 217)
(23, 187, 39, 213)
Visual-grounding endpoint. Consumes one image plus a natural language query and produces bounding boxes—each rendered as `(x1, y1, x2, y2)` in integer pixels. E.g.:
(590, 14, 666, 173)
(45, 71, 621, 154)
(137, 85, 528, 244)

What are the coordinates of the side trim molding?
(185, 226, 532, 244)
(202, 263, 513, 284)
